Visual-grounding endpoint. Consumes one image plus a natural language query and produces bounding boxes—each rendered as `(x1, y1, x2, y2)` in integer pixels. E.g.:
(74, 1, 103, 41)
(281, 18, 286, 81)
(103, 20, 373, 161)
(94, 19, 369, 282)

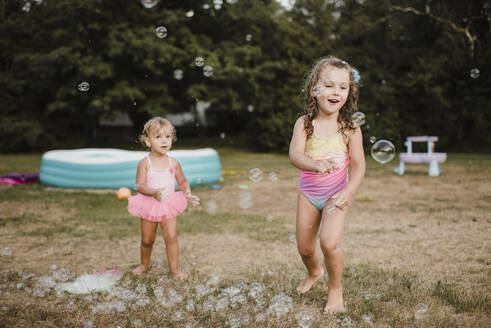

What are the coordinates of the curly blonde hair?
(302, 56, 359, 139)
(138, 117, 177, 148)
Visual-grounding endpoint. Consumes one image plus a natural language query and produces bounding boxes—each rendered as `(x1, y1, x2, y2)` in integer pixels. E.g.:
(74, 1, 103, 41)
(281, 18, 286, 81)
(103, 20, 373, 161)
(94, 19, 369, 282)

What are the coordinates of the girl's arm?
(332, 126, 366, 209)
(134, 159, 161, 200)
(173, 158, 200, 205)
(289, 117, 335, 173)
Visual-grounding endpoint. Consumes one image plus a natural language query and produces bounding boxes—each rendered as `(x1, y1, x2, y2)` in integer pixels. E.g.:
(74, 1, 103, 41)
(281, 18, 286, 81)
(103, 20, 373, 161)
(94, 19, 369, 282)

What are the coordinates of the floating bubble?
(214, 0, 223, 10)
(470, 68, 480, 79)
(369, 136, 376, 143)
(351, 111, 365, 126)
(203, 65, 214, 77)
(288, 233, 296, 243)
(266, 214, 273, 222)
(205, 200, 217, 214)
(238, 191, 253, 209)
(1, 247, 13, 256)
(203, 4, 210, 10)
(185, 10, 194, 17)
(268, 171, 278, 181)
(155, 26, 168, 39)
(247, 104, 254, 112)
(141, 0, 159, 9)
(248, 168, 263, 182)
(220, 132, 226, 139)
(173, 69, 183, 80)
(371, 139, 395, 164)
(50, 264, 57, 271)
(195, 57, 204, 67)
(313, 84, 323, 98)
(78, 82, 90, 92)
(245, 34, 252, 42)
(414, 302, 430, 320)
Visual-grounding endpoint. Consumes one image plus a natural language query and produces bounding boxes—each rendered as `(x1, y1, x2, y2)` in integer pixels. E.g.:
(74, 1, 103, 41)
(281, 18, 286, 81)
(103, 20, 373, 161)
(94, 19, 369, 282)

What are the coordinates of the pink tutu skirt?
(127, 191, 188, 222)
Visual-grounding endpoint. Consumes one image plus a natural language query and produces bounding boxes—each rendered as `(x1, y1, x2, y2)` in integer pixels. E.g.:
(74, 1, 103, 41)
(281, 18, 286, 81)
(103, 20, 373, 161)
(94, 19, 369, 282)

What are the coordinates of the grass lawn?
(0, 148, 490, 327)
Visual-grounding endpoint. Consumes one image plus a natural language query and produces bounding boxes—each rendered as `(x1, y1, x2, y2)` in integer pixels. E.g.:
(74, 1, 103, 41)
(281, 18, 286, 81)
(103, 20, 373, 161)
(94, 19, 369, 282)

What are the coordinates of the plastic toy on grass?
(0, 173, 39, 186)
(117, 187, 131, 199)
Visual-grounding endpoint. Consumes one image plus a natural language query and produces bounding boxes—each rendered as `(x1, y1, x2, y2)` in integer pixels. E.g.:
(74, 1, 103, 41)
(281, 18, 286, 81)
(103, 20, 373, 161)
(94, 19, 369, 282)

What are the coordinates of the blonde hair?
(138, 117, 177, 148)
(303, 56, 359, 139)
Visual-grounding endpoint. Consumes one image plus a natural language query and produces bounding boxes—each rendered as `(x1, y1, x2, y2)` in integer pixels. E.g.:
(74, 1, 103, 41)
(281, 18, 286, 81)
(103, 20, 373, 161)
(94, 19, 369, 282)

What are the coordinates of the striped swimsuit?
(299, 128, 349, 210)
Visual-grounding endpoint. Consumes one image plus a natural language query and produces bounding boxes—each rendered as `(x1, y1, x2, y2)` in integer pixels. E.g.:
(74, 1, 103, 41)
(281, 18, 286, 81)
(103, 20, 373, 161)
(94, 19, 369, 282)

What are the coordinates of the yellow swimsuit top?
(305, 131, 347, 159)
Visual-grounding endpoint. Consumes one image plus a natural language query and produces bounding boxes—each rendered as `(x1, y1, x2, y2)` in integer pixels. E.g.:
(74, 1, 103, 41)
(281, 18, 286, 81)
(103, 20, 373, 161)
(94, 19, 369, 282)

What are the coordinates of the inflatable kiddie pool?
(39, 148, 221, 189)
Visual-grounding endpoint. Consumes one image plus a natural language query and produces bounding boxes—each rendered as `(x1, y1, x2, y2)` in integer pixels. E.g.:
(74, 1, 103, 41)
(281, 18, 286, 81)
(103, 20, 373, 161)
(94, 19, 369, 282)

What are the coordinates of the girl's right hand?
(152, 189, 163, 201)
(313, 159, 340, 174)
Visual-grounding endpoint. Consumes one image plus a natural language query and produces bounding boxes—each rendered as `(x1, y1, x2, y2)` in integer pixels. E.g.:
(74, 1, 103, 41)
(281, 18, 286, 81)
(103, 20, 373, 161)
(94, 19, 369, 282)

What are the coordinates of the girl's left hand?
(186, 193, 200, 206)
(331, 190, 353, 211)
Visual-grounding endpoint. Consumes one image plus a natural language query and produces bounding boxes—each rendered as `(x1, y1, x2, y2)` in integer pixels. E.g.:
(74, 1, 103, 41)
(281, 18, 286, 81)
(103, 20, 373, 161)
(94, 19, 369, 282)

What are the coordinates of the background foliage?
(1, 0, 490, 153)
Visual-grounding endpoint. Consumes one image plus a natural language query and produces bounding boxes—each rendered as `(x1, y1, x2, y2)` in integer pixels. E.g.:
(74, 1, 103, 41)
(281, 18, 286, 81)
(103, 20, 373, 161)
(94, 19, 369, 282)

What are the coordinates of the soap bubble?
(195, 57, 204, 67)
(248, 168, 263, 182)
(220, 132, 226, 139)
(369, 136, 376, 143)
(371, 139, 395, 164)
(238, 191, 253, 209)
(245, 34, 252, 42)
(265, 214, 273, 222)
(173, 69, 183, 80)
(288, 233, 296, 243)
(247, 104, 254, 112)
(78, 82, 90, 92)
(312, 84, 322, 98)
(185, 10, 194, 17)
(470, 68, 480, 79)
(203, 65, 214, 77)
(205, 200, 217, 214)
(268, 171, 278, 181)
(141, 0, 159, 9)
(1, 247, 13, 256)
(155, 26, 167, 38)
(351, 111, 365, 126)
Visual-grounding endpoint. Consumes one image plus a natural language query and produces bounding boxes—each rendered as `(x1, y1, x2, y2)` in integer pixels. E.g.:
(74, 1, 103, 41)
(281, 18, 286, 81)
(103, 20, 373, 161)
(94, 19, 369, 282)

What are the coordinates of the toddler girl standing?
(289, 56, 365, 313)
(128, 117, 199, 278)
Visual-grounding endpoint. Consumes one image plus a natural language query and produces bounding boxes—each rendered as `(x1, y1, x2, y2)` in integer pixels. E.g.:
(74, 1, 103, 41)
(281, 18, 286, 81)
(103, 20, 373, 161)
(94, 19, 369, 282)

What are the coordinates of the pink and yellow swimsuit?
(299, 129, 349, 210)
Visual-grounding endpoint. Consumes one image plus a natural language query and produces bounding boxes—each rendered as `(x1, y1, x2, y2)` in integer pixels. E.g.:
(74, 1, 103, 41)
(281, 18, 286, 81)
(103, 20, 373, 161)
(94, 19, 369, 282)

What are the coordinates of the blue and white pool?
(39, 148, 222, 189)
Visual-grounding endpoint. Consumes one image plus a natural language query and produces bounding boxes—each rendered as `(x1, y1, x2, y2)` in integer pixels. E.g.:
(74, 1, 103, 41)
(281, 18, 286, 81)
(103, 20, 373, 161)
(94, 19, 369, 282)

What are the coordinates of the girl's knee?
(141, 238, 155, 248)
(298, 246, 316, 258)
(164, 232, 178, 244)
(320, 239, 340, 255)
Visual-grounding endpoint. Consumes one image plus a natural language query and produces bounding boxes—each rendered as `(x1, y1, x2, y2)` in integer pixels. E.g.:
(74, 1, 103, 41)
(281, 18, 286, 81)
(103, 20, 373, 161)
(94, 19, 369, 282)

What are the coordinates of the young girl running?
(128, 117, 199, 279)
(289, 56, 365, 313)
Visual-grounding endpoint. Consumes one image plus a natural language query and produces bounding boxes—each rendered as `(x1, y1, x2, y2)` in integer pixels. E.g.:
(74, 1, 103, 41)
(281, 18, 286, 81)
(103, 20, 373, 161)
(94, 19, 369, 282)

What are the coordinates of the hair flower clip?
(353, 69, 361, 84)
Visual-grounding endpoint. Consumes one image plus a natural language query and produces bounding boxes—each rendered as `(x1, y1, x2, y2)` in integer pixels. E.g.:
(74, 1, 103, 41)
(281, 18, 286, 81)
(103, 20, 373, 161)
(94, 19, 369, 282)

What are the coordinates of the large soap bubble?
(371, 139, 395, 164)
(141, 0, 159, 9)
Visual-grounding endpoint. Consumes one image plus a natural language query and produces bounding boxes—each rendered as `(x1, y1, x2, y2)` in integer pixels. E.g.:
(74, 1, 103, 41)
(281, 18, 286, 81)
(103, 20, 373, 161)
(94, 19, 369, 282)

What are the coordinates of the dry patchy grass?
(0, 151, 490, 327)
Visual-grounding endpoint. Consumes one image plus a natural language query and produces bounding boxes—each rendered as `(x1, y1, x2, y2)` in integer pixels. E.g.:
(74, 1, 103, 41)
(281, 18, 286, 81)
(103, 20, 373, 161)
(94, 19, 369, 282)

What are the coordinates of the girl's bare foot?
(296, 268, 324, 294)
(172, 271, 188, 280)
(323, 287, 345, 314)
(132, 264, 147, 275)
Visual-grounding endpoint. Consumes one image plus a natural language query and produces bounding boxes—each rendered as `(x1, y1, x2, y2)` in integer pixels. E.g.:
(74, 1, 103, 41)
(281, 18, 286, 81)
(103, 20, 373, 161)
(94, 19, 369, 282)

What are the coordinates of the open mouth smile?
(328, 99, 340, 104)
